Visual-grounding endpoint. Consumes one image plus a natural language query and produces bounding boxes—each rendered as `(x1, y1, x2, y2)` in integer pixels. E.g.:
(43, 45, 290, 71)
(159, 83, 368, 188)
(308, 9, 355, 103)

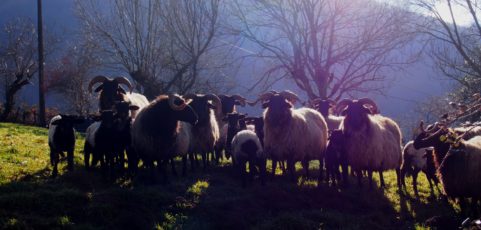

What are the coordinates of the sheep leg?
(302, 159, 309, 179)
(400, 165, 407, 188)
(367, 170, 373, 189)
(248, 159, 256, 182)
(459, 198, 467, 217)
(67, 150, 74, 172)
(379, 171, 385, 188)
(201, 152, 208, 170)
(240, 159, 247, 188)
(84, 142, 91, 169)
(395, 168, 402, 190)
(271, 159, 277, 177)
(170, 158, 178, 177)
(357, 169, 363, 188)
(471, 198, 479, 217)
(412, 169, 420, 197)
(182, 155, 187, 177)
(159, 159, 169, 184)
(51, 150, 59, 177)
(259, 158, 267, 186)
(287, 159, 296, 182)
(126, 147, 137, 175)
(341, 162, 349, 187)
(189, 153, 196, 172)
(426, 174, 434, 197)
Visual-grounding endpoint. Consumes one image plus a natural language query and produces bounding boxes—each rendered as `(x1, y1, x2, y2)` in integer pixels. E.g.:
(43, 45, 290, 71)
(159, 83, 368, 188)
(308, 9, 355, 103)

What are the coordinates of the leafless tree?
(413, 0, 481, 100)
(75, 0, 232, 98)
(45, 41, 100, 115)
(230, 0, 416, 100)
(0, 18, 38, 121)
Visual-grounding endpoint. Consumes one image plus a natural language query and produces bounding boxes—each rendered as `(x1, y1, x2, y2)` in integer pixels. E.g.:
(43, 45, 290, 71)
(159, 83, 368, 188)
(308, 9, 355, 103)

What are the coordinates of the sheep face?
(412, 122, 448, 150)
(218, 94, 247, 116)
(312, 99, 335, 117)
(225, 113, 246, 157)
(183, 94, 221, 126)
(263, 95, 293, 126)
(342, 102, 371, 130)
(88, 76, 133, 110)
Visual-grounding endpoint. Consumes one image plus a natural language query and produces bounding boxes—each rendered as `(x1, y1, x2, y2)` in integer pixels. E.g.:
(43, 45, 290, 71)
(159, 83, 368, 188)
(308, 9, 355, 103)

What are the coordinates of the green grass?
(0, 122, 461, 229)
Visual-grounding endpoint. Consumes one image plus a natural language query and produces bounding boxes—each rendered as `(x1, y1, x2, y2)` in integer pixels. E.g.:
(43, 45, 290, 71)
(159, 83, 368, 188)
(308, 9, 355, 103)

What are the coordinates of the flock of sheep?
(46, 75, 481, 216)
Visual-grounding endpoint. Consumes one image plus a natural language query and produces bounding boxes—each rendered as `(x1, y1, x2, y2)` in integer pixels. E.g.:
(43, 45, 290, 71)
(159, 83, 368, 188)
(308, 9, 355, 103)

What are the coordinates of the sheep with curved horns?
(335, 98, 402, 188)
(413, 122, 481, 215)
(131, 94, 198, 181)
(48, 114, 85, 177)
(214, 94, 247, 162)
(250, 90, 328, 181)
(182, 93, 222, 170)
(88, 75, 149, 118)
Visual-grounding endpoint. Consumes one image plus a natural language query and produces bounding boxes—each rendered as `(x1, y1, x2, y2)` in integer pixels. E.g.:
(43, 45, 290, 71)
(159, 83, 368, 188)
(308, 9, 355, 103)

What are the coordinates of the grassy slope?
(0, 122, 460, 229)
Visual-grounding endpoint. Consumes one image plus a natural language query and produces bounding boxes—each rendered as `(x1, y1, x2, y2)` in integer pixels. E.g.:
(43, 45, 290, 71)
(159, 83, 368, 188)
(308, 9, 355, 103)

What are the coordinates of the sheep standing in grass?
(182, 94, 221, 170)
(325, 129, 348, 185)
(400, 140, 439, 196)
(48, 114, 84, 177)
(413, 122, 481, 214)
(251, 90, 328, 181)
(225, 113, 266, 187)
(335, 98, 402, 188)
(131, 94, 198, 181)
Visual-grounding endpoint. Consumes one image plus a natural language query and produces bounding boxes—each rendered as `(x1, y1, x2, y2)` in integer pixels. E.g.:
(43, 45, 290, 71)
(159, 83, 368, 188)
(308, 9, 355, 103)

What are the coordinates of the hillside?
(0, 123, 461, 229)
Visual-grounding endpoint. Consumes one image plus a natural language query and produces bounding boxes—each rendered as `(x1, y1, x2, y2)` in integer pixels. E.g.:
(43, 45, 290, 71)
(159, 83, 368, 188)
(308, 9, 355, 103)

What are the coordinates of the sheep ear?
(94, 85, 103, 92)
(262, 102, 269, 109)
(129, 105, 140, 111)
(51, 120, 61, 125)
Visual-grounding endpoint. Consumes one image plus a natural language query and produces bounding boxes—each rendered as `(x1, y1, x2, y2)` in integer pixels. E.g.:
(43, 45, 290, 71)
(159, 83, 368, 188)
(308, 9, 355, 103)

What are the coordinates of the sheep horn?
(422, 126, 446, 142)
(335, 99, 353, 115)
(205, 94, 222, 114)
(231, 94, 247, 107)
(247, 92, 276, 106)
(419, 121, 426, 133)
(114, 77, 133, 93)
(280, 90, 300, 104)
(88, 75, 108, 93)
(168, 94, 187, 111)
(358, 98, 379, 114)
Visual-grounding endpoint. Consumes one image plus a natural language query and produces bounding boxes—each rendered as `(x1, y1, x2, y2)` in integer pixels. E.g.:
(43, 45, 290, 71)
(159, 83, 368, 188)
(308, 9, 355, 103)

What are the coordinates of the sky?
(0, 0, 468, 127)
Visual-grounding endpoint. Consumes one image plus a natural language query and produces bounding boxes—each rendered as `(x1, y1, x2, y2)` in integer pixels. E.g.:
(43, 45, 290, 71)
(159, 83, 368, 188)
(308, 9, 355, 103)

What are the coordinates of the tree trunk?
(1, 79, 30, 122)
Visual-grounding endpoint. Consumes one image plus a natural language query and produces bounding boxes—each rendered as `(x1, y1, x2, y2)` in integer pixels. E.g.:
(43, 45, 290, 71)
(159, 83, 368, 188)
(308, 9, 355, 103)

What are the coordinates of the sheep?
(413, 122, 481, 215)
(182, 93, 222, 170)
(250, 90, 328, 182)
(311, 98, 344, 130)
(48, 114, 84, 177)
(325, 129, 349, 186)
(225, 113, 266, 187)
(131, 94, 198, 181)
(88, 75, 149, 117)
(111, 101, 139, 173)
(214, 94, 247, 163)
(400, 140, 439, 196)
(335, 98, 402, 188)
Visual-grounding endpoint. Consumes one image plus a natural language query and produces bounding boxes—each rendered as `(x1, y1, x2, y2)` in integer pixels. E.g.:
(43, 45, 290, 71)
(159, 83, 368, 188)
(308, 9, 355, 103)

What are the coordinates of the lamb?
(214, 94, 247, 163)
(413, 122, 481, 214)
(225, 113, 266, 187)
(251, 90, 328, 181)
(88, 75, 149, 118)
(48, 114, 84, 177)
(131, 94, 198, 181)
(400, 140, 439, 196)
(325, 129, 348, 186)
(182, 94, 222, 170)
(335, 98, 402, 188)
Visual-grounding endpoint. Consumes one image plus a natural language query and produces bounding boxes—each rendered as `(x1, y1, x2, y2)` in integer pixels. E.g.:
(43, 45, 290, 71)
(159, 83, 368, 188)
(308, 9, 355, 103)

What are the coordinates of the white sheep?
(336, 98, 402, 188)
(252, 90, 328, 181)
(400, 141, 438, 196)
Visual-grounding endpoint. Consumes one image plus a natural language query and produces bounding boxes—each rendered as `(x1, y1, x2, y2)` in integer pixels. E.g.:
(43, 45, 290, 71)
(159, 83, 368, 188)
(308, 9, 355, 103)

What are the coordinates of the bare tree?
(0, 18, 38, 121)
(230, 0, 415, 100)
(75, 0, 229, 98)
(414, 0, 481, 100)
(45, 41, 100, 115)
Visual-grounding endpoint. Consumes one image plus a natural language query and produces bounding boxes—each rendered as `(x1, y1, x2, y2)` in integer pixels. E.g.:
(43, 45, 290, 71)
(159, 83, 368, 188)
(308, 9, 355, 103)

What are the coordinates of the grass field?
(0, 122, 462, 229)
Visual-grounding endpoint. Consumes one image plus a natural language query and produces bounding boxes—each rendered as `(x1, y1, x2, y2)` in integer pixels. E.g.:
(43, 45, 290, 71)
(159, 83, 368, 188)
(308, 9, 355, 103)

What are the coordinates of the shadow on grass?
(0, 159, 460, 230)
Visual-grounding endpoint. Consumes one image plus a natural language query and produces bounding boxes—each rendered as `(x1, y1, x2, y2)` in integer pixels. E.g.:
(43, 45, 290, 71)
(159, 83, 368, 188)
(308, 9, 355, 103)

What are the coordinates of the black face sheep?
(111, 101, 139, 173)
(335, 98, 402, 189)
(225, 113, 266, 187)
(400, 140, 439, 196)
(88, 75, 149, 118)
(311, 98, 344, 131)
(250, 90, 328, 182)
(214, 94, 247, 163)
(48, 114, 85, 177)
(182, 93, 221, 170)
(325, 129, 348, 186)
(131, 94, 198, 181)
(413, 122, 481, 215)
